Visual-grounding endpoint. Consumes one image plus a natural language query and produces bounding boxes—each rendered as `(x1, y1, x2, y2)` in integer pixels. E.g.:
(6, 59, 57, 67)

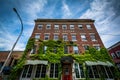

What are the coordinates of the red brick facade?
(31, 19, 104, 53)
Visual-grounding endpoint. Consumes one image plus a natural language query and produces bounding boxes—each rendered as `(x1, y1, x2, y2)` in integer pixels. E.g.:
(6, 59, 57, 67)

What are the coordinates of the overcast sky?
(0, 0, 120, 51)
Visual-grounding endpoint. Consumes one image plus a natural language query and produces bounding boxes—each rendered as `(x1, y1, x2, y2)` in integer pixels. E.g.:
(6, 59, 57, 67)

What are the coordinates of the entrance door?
(62, 64, 72, 80)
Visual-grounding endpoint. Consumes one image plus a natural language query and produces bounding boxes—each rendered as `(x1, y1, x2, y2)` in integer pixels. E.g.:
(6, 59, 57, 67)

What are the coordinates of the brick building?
(1, 19, 116, 80)
(108, 41, 120, 71)
(0, 51, 23, 80)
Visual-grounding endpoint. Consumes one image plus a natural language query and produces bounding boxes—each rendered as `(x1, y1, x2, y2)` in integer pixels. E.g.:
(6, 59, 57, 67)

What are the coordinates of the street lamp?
(0, 8, 23, 74)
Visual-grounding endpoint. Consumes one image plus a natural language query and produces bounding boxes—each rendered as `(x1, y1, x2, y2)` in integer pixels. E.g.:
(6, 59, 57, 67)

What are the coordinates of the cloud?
(79, 0, 120, 48)
(62, 1, 72, 18)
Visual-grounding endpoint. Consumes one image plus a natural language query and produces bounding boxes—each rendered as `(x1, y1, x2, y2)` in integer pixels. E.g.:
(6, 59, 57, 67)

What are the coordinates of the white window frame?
(54, 25, 59, 29)
(38, 24, 43, 30)
(35, 33, 40, 40)
(54, 34, 59, 40)
(93, 44, 100, 50)
(44, 34, 50, 40)
(70, 24, 74, 29)
(63, 34, 68, 41)
(81, 34, 87, 41)
(73, 46, 79, 54)
(62, 25, 67, 29)
(46, 24, 51, 29)
(90, 34, 96, 41)
(116, 50, 120, 57)
(72, 34, 76, 41)
(50, 63, 59, 78)
(86, 24, 92, 29)
(78, 24, 83, 29)
(111, 53, 116, 59)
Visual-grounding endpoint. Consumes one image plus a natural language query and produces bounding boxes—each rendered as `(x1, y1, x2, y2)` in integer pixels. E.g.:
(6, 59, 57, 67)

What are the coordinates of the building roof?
(34, 19, 95, 22)
(108, 41, 120, 50)
(0, 51, 23, 62)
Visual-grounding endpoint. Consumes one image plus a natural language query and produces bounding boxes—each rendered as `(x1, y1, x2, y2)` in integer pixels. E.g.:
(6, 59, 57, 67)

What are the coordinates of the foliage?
(9, 38, 35, 80)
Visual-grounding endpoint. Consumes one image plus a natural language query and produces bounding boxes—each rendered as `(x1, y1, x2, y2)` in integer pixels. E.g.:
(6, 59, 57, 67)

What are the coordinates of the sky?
(0, 0, 120, 51)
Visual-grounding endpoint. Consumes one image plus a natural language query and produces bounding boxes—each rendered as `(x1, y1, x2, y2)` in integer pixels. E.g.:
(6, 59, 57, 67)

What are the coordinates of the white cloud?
(25, 0, 47, 19)
(62, 1, 72, 18)
(79, 0, 120, 48)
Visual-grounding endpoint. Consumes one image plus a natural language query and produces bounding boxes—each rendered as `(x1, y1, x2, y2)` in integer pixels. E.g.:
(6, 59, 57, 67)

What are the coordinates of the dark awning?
(61, 56, 73, 63)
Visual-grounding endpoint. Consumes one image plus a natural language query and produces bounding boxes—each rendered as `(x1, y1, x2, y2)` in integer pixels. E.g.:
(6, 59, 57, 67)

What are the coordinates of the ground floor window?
(87, 65, 114, 78)
(74, 63, 84, 78)
(21, 65, 33, 78)
(50, 63, 59, 78)
(35, 64, 47, 78)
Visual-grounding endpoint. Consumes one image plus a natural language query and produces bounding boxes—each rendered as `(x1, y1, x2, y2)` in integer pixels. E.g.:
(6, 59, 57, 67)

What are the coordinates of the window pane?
(79, 64, 84, 78)
(27, 65, 33, 78)
(22, 65, 29, 78)
(70, 25, 74, 29)
(87, 66, 94, 78)
(41, 65, 46, 78)
(38, 24, 43, 30)
(54, 34, 59, 40)
(72, 35, 76, 41)
(54, 25, 59, 29)
(83, 45, 89, 50)
(64, 46, 68, 54)
(35, 64, 41, 78)
(78, 25, 83, 29)
(44, 34, 49, 40)
(86, 25, 91, 29)
(81, 35, 87, 41)
(35, 34, 40, 39)
(62, 25, 67, 29)
(73, 46, 79, 54)
(92, 66, 99, 78)
(46, 24, 51, 29)
(63, 34, 68, 41)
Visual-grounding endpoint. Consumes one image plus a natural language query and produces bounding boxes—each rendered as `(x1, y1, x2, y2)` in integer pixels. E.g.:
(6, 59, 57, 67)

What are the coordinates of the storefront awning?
(85, 61, 113, 66)
(25, 60, 48, 65)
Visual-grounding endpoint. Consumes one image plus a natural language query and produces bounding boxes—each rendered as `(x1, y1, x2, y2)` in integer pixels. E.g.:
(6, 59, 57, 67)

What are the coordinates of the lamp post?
(0, 8, 23, 74)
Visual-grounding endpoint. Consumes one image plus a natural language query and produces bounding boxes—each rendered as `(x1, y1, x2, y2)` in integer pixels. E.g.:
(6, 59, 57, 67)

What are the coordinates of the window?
(54, 34, 59, 40)
(86, 24, 92, 29)
(83, 45, 89, 50)
(30, 45, 37, 54)
(21, 65, 33, 78)
(73, 46, 79, 54)
(63, 34, 68, 41)
(50, 63, 59, 78)
(35, 64, 47, 78)
(70, 25, 74, 29)
(117, 63, 120, 70)
(90, 34, 96, 41)
(81, 34, 87, 41)
(46, 24, 51, 29)
(38, 24, 43, 30)
(64, 46, 68, 54)
(35, 34, 40, 40)
(74, 63, 84, 78)
(44, 46, 47, 54)
(62, 25, 67, 29)
(78, 25, 83, 29)
(93, 45, 100, 50)
(111, 53, 116, 59)
(72, 34, 76, 41)
(54, 25, 59, 29)
(44, 34, 49, 40)
(53, 47, 57, 53)
(116, 51, 120, 57)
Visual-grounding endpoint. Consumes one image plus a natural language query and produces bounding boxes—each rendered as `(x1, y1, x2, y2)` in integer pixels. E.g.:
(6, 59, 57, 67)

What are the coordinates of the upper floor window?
(90, 34, 96, 41)
(93, 44, 100, 50)
(86, 24, 92, 29)
(81, 34, 87, 41)
(78, 24, 83, 29)
(50, 63, 59, 78)
(44, 46, 47, 54)
(44, 34, 49, 40)
(38, 24, 43, 30)
(64, 46, 68, 54)
(54, 34, 59, 40)
(72, 34, 76, 41)
(73, 46, 79, 54)
(46, 24, 51, 29)
(116, 51, 120, 57)
(111, 53, 116, 59)
(70, 25, 74, 29)
(54, 25, 59, 29)
(63, 34, 68, 41)
(30, 45, 37, 54)
(83, 45, 89, 50)
(62, 25, 67, 29)
(35, 34, 40, 40)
